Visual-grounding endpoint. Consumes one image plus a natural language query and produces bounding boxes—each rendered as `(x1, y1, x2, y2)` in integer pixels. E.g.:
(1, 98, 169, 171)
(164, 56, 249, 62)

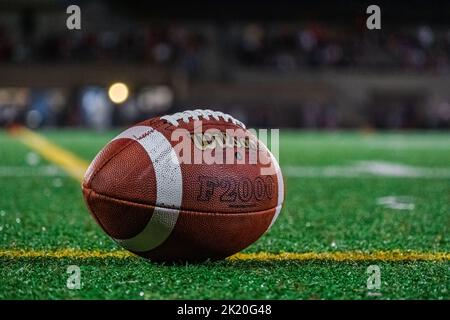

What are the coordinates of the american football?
(82, 110, 284, 262)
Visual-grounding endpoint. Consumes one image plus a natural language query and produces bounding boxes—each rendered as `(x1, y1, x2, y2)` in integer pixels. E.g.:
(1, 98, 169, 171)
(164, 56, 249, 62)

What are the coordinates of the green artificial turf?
(0, 130, 449, 299)
(2, 258, 448, 299)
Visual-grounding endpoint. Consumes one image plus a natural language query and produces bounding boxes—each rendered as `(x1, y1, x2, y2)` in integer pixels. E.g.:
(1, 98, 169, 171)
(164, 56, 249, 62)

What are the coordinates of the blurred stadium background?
(0, 0, 450, 130)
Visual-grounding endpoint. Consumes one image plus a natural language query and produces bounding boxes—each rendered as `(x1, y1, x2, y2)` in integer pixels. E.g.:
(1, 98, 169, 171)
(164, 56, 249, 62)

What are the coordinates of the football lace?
(161, 109, 246, 128)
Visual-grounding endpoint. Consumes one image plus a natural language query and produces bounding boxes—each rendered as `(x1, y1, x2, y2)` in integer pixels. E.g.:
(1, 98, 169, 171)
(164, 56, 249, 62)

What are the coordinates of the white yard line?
(365, 141, 450, 150)
(283, 161, 450, 178)
(0, 166, 65, 177)
(1, 161, 449, 179)
(376, 196, 415, 210)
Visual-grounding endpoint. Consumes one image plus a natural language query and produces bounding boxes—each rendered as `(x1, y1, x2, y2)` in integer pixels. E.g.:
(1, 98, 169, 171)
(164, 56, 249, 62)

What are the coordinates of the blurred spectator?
(233, 23, 450, 73)
(80, 87, 113, 130)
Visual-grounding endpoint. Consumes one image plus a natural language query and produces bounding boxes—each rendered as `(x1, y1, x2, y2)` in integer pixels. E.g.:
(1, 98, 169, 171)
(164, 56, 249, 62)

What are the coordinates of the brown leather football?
(82, 109, 284, 262)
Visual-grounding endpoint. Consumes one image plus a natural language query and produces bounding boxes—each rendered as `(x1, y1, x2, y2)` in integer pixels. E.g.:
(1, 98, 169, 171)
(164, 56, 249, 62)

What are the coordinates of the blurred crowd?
(235, 24, 450, 73)
(1, 22, 450, 73)
(0, 23, 207, 75)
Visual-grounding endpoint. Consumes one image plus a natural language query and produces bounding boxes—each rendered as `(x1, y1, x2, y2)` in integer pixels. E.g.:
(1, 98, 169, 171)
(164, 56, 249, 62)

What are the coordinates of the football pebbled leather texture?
(82, 109, 284, 262)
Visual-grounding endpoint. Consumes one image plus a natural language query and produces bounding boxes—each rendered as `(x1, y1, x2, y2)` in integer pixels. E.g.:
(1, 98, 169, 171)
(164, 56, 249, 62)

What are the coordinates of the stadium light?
(108, 82, 129, 104)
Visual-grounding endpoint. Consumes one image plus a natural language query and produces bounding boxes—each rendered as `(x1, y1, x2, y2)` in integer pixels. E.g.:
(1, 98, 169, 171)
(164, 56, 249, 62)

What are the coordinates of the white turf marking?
(376, 196, 415, 210)
(3, 161, 449, 180)
(0, 166, 64, 177)
(283, 161, 450, 179)
(365, 140, 450, 150)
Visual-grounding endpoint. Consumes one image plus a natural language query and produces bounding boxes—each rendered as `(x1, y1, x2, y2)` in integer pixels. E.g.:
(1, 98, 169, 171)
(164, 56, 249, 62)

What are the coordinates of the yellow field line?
(7, 128, 450, 263)
(0, 249, 448, 261)
(230, 251, 450, 262)
(0, 249, 133, 259)
(9, 127, 89, 181)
